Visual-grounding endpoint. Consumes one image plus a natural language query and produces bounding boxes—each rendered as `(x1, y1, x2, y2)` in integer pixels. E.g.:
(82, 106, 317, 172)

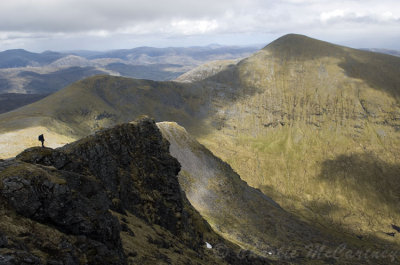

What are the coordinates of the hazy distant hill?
(1, 34, 399, 264)
(105, 63, 185, 81)
(0, 45, 258, 96)
(361, 48, 400, 57)
(175, 59, 239, 83)
(0, 45, 258, 114)
(17, 66, 108, 94)
(80, 45, 259, 62)
(0, 49, 64, 68)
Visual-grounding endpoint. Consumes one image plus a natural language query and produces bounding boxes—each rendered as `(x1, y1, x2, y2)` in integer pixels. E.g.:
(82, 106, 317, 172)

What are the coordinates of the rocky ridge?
(0, 117, 272, 265)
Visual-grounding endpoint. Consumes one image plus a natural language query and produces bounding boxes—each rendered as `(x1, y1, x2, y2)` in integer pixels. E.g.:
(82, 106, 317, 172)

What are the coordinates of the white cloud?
(378, 11, 400, 22)
(320, 9, 400, 24)
(0, 0, 399, 50)
(170, 20, 219, 35)
(320, 9, 348, 22)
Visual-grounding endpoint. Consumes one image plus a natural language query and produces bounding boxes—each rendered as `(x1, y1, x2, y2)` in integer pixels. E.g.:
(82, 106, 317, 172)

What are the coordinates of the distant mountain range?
(0, 44, 398, 116)
(0, 45, 260, 94)
(0, 49, 63, 68)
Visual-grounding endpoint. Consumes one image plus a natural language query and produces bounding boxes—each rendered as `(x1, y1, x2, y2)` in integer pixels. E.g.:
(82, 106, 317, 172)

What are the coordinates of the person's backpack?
(38, 134, 44, 141)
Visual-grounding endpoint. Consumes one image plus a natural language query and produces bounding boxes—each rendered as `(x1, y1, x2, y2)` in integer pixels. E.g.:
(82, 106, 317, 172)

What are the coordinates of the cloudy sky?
(0, 0, 399, 51)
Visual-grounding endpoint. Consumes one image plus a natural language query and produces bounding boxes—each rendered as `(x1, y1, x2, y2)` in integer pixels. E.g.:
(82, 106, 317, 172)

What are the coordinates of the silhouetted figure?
(38, 134, 45, 148)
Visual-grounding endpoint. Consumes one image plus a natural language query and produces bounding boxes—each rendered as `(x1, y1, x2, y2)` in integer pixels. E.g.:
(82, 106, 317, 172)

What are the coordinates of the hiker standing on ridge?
(38, 134, 45, 147)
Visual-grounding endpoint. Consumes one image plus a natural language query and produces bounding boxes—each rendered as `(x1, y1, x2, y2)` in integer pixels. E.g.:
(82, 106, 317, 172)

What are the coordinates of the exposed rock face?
(0, 117, 272, 265)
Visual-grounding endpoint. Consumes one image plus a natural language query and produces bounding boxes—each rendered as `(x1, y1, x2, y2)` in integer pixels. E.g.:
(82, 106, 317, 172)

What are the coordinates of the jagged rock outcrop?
(0, 117, 273, 265)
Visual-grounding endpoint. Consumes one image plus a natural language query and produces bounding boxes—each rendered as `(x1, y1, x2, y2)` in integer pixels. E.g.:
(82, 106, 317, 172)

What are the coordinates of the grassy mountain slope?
(197, 34, 400, 245)
(0, 93, 49, 114)
(0, 75, 212, 156)
(18, 66, 108, 94)
(158, 122, 398, 264)
(0, 34, 399, 257)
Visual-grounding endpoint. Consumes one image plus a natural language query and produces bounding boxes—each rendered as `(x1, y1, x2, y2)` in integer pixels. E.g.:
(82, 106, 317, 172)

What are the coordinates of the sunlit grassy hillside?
(197, 34, 400, 245)
(158, 122, 399, 264)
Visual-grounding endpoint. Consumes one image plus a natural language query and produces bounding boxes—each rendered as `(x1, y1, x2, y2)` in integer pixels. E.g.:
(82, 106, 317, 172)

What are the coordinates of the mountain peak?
(263, 33, 345, 58)
(1, 48, 32, 55)
(265, 33, 328, 47)
(273, 33, 311, 41)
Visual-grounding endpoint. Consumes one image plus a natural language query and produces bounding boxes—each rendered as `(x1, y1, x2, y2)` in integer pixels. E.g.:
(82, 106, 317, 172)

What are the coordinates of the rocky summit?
(0, 117, 272, 265)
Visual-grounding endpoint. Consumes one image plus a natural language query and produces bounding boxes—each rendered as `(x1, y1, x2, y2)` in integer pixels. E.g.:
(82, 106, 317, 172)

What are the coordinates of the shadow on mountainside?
(317, 153, 400, 213)
(339, 53, 400, 99)
(258, 183, 400, 264)
(259, 152, 400, 240)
